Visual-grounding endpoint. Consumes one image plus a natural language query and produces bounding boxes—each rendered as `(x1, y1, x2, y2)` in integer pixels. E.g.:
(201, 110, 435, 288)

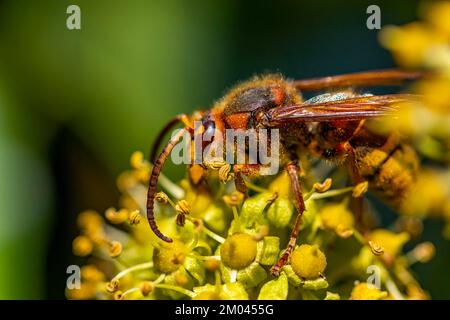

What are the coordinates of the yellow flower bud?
(380, 23, 442, 68)
(153, 239, 187, 274)
(204, 258, 220, 271)
(116, 171, 138, 192)
(135, 167, 150, 183)
(174, 271, 189, 286)
(425, 1, 450, 38)
(72, 236, 93, 257)
(351, 283, 388, 300)
(189, 164, 205, 185)
(220, 233, 257, 270)
(77, 210, 103, 230)
(66, 282, 97, 300)
(119, 194, 139, 211)
(130, 151, 145, 169)
(290, 244, 327, 280)
(411, 242, 435, 263)
(81, 265, 105, 283)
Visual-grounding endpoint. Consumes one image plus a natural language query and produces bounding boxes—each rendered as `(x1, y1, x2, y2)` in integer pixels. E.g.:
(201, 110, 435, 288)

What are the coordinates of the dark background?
(0, 0, 448, 299)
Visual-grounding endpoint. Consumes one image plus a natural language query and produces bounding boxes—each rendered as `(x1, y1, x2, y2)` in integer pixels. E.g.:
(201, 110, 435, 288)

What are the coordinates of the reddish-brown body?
(207, 75, 418, 208)
(146, 70, 422, 275)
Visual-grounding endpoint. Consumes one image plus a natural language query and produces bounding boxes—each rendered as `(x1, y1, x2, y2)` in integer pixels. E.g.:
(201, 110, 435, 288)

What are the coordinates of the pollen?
(109, 241, 123, 258)
(128, 210, 141, 225)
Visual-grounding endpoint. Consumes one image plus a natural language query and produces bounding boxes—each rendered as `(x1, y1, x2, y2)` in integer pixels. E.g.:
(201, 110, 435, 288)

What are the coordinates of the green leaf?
(301, 199, 319, 230)
(282, 265, 302, 286)
(302, 277, 329, 290)
(193, 240, 212, 256)
(203, 204, 227, 233)
(267, 197, 293, 228)
(220, 282, 249, 300)
(258, 273, 288, 300)
(257, 236, 280, 266)
(194, 283, 249, 300)
(324, 291, 340, 300)
(162, 269, 194, 299)
(193, 284, 216, 294)
(217, 245, 234, 283)
(220, 263, 233, 283)
(237, 262, 267, 288)
(184, 256, 206, 285)
(239, 193, 273, 229)
(282, 265, 329, 290)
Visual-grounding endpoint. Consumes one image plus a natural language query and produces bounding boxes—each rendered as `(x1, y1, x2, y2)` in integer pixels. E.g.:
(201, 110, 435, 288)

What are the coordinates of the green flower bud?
(258, 273, 288, 300)
(257, 236, 280, 266)
(267, 197, 294, 228)
(184, 256, 206, 285)
(220, 283, 249, 300)
(236, 262, 267, 288)
(239, 193, 273, 228)
(324, 291, 340, 300)
(302, 277, 329, 290)
(203, 204, 227, 233)
(282, 265, 302, 286)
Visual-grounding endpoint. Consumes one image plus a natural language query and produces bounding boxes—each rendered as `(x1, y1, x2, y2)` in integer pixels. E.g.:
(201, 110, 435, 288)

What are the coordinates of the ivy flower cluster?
(67, 149, 435, 300)
(67, 2, 449, 300)
(379, 0, 450, 236)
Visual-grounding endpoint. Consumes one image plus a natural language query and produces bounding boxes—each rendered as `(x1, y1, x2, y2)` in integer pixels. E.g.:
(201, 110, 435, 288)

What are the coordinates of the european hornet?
(147, 69, 422, 275)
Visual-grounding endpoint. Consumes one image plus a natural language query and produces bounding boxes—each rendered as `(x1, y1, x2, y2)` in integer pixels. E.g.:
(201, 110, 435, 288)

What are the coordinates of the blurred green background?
(0, 0, 448, 299)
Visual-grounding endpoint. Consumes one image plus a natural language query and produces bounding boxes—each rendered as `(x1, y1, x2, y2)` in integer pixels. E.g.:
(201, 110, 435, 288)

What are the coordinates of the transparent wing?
(267, 94, 418, 125)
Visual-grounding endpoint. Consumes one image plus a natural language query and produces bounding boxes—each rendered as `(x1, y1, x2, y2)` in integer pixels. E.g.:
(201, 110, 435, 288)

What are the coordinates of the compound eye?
(203, 120, 216, 140)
